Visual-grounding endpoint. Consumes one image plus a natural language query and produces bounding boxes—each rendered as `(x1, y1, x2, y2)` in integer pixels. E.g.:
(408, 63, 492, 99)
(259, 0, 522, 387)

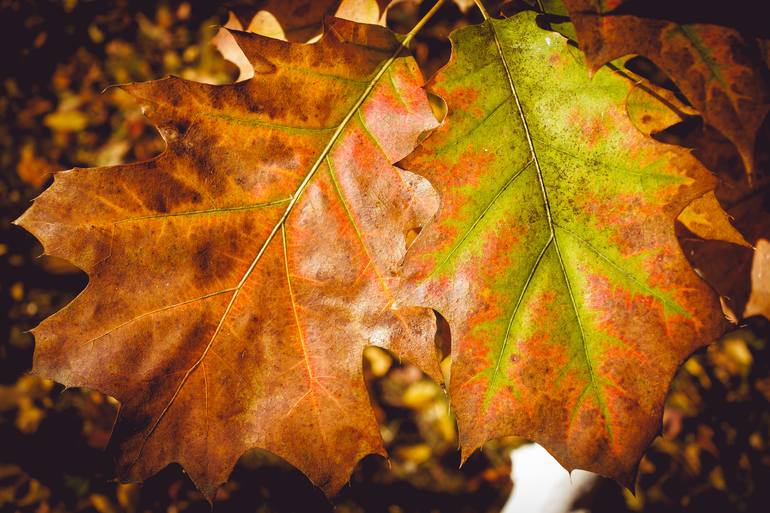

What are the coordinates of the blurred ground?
(1, 1, 769, 512)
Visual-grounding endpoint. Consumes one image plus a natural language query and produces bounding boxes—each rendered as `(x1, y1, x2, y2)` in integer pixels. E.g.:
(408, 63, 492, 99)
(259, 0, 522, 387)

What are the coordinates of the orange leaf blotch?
(567, 108, 607, 147)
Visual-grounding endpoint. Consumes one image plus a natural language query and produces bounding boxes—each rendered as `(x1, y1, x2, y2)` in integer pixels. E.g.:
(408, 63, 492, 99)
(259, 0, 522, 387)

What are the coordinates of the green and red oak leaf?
(16, 18, 440, 499)
(398, 11, 724, 485)
(562, 0, 770, 181)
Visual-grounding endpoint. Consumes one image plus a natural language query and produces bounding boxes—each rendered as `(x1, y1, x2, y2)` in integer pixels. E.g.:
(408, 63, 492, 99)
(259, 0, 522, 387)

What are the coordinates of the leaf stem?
(475, 0, 546, 17)
(403, 0, 448, 46)
(473, 0, 490, 19)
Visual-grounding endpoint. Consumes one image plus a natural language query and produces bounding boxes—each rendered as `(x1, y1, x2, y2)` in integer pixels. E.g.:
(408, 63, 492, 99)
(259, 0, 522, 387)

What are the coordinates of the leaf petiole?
(403, 0, 447, 46)
(473, 0, 490, 19)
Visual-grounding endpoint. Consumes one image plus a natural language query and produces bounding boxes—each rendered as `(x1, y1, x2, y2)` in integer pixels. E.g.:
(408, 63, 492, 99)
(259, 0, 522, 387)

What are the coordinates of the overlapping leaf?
(624, 77, 750, 248)
(16, 18, 440, 498)
(228, 0, 396, 42)
(683, 183, 770, 320)
(399, 11, 723, 484)
(228, 0, 339, 42)
(562, 0, 770, 180)
(214, 0, 397, 81)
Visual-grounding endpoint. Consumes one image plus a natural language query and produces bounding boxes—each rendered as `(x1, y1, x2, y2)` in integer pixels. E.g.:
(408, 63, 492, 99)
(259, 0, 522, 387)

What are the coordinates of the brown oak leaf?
(16, 18, 440, 498)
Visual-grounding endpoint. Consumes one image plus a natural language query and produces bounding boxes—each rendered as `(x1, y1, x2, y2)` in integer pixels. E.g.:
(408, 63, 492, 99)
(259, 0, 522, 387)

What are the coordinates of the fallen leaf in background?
(214, 0, 397, 80)
(745, 239, 770, 320)
(16, 143, 53, 189)
(228, 0, 340, 42)
(336, 0, 387, 25)
(226, 0, 399, 43)
(453, 0, 475, 12)
(211, 11, 268, 82)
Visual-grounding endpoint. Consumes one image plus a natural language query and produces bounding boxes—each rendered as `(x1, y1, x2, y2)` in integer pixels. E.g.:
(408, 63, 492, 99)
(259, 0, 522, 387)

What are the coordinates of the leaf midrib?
(128, 41, 412, 468)
(481, 16, 609, 428)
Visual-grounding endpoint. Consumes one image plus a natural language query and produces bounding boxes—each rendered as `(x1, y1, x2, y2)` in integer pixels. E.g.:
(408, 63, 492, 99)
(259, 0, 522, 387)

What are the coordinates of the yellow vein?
(282, 389, 311, 420)
(290, 65, 373, 85)
(204, 112, 338, 133)
(488, 237, 552, 390)
(326, 158, 373, 264)
(428, 158, 534, 279)
(356, 110, 392, 162)
(78, 288, 236, 348)
(282, 223, 314, 382)
(388, 68, 412, 110)
(554, 222, 688, 316)
(552, 232, 611, 437)
(113, 198, 291, 224)
(533, 137, 682, 182)
(209, 350, 256, 396)
(326, 157, 416, 333)
(438, 92, 512, 152)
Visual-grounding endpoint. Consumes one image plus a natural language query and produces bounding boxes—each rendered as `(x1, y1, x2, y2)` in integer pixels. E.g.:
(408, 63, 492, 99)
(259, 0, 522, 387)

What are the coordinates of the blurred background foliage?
(1, 1, 769, 512)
